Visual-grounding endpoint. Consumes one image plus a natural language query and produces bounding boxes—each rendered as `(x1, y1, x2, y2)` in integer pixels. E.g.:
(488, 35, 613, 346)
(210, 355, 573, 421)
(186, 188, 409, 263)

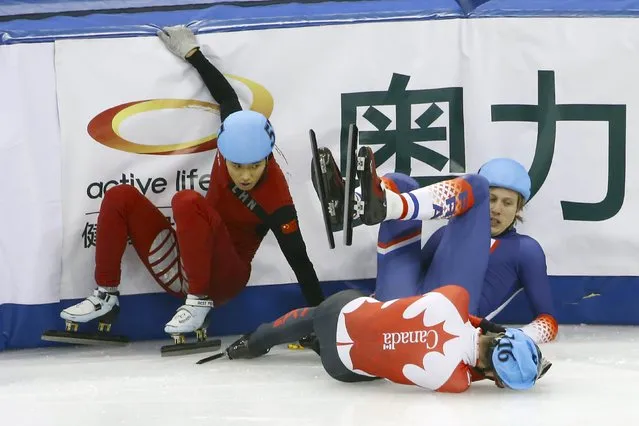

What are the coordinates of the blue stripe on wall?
(1, 276, 638, 351)
(0, 280, 375, 351)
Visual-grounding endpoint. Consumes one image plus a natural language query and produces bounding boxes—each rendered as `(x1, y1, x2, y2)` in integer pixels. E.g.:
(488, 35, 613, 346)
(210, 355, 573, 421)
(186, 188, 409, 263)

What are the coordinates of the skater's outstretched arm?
(270, 204, 325, 307)
(157, 26, 242, 121)
(186, 49, 242, 121)
(517, 237, 558, 344)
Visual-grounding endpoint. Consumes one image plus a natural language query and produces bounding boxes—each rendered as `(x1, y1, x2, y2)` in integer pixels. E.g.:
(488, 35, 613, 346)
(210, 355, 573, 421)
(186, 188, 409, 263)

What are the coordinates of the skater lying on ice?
(44, 26, 324, 354)
(222, 285, 552, 392)
(312, 143, 558, 345)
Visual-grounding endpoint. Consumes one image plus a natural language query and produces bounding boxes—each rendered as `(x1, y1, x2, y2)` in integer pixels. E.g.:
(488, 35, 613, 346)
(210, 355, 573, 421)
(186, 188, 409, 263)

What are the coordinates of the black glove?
(479, 318, 506, 334)
(538, 358, 552, 380)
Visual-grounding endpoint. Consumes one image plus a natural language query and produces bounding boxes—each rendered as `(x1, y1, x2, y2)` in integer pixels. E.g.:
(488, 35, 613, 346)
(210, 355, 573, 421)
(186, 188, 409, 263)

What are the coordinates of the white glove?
(157, 25, 200, 59)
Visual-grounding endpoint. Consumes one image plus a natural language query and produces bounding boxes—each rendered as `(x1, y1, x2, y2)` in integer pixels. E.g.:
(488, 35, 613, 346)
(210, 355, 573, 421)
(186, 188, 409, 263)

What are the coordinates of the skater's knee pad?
(462, 174, 489, 203)
(102, 184, 144, 208)
(382, 173, 419, 194)
(171, 190, 206, 217)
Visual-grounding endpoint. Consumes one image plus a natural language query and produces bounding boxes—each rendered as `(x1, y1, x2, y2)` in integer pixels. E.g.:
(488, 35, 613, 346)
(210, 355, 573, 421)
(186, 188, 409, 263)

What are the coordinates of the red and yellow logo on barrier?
(87, 75, 273, 155)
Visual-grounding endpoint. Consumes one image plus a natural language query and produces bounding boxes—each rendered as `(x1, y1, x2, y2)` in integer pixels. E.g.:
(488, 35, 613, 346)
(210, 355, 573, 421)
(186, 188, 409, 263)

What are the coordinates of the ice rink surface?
(1, 325, 637, 426)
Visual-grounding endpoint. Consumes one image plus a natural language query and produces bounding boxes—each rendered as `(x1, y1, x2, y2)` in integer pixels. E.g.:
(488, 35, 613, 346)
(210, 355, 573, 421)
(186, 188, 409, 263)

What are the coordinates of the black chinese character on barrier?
(492, 70, 626, 221)
(341, 73, 466, 187)
(82, 222, 97, 248)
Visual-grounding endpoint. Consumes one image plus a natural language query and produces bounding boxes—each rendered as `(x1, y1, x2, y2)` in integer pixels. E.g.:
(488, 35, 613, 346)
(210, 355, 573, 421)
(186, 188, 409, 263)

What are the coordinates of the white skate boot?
(41, 287, 127, 345)
(161, 295, 220, 356)
(60, 287, 120, 332)
(164, 295, 214, 343)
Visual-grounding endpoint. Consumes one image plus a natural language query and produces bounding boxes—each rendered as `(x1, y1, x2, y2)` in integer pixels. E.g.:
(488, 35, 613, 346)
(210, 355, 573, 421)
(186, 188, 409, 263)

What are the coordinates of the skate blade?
(342, 123, 359, 246)
(160, 338, 222, 357)
(309, 128, 336, 249)
(196, 352, 226, 365)
(41, 330, 129, 346)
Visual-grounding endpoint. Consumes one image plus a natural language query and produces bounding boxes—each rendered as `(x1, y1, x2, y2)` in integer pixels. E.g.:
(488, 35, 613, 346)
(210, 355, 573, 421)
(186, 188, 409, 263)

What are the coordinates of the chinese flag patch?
(281, 219, 299, 234)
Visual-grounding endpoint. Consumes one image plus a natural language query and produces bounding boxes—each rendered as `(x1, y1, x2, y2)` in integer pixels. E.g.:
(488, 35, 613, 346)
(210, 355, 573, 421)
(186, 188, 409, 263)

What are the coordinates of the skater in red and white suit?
(225, 285, 551, 392)
(59, 26, 324, 339)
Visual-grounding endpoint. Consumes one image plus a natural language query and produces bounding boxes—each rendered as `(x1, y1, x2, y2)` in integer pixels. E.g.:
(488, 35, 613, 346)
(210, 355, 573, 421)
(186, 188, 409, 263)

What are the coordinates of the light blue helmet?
(217, 110, 275, 164)
(478, 158, 531, 202)
(492, 328, 542, 390)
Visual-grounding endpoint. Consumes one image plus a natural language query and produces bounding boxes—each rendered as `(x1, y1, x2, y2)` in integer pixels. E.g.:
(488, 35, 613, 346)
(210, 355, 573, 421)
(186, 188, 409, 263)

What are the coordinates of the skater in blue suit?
(312, 146, 557, 344)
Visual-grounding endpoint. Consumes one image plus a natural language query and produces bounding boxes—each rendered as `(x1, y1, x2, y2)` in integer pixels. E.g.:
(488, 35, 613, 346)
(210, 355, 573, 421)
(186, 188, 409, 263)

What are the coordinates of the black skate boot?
(310, 128, 365, 248)
(287, 332, 321, 354)
(298, 333, 321, 355)
(356, 146, 387, 225)
(311, 147, 346, 232)
(226, 334, 270, 360)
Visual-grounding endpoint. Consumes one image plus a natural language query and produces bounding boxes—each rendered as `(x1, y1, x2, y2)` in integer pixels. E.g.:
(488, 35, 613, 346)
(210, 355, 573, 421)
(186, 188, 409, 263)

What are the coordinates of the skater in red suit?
(60, 26, 325, 341)
(224, 285, 552, 392)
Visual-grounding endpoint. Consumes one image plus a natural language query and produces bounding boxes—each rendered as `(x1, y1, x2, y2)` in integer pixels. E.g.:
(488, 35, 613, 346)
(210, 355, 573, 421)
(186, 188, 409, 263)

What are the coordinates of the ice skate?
(288, 332, 320, 355)
(161, 295, 221, 356)
(355, 146, 389, 226)
(342, 124, 390, 240)
(309, 129, 363, 249)
(226, 334, 270, 360)
(196, 333, 271, 365)
(311, 145, 347, 233)
(41, 287, 128, 346)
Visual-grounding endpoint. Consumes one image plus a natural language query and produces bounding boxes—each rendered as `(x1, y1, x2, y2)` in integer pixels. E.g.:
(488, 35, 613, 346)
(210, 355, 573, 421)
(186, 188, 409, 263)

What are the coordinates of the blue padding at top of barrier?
(471, 0, 639, 17)
(4, 0, 639, 45)
(0, 0, 247, 17)
(0, 0, 463, 44)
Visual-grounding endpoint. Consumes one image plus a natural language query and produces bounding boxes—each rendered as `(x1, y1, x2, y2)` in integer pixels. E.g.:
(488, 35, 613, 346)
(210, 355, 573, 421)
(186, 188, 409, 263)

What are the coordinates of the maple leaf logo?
(421, 320, 458, 356)
(340, 298, 459, 384)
